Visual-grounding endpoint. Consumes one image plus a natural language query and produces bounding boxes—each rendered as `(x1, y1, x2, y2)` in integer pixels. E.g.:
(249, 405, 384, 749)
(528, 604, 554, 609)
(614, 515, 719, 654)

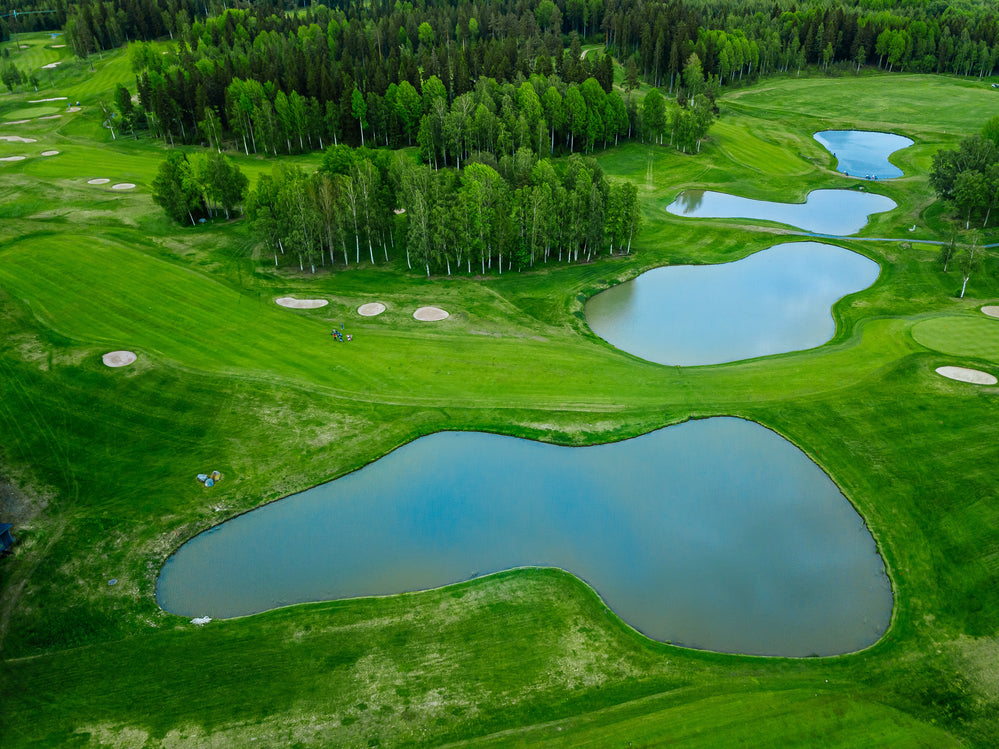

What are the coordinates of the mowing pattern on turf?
(911, 316, 999, 362)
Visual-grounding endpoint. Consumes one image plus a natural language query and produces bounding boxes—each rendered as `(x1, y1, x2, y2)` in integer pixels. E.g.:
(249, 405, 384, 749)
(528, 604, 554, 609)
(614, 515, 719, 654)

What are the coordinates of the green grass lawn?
(911, 315, 999, 361)
(2, 38, 999, 747)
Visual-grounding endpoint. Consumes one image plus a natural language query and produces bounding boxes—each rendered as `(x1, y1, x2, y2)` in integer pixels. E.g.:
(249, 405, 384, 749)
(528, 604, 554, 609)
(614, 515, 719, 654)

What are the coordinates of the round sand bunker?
(103, 350, 137, 368)
(111, 183, 136, 191)
(87, 178, 110, 185)
(935, 366, 997, 385)
(41, 150, 59, 156)
(981, 305, 999, 320)
(413, 306, 449, 321)
(358, 302, 386, 317)
(275, 296, 328, 309)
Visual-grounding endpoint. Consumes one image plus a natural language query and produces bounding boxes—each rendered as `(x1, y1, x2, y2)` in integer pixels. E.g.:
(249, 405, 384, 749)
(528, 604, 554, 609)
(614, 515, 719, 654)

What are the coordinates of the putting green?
(2, 105, 61, 120)
(911, 316, 999, 361)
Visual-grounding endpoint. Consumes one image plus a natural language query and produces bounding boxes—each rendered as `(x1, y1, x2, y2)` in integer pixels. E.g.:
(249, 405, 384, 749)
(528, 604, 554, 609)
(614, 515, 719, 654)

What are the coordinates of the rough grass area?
(2, 33, 999, 748)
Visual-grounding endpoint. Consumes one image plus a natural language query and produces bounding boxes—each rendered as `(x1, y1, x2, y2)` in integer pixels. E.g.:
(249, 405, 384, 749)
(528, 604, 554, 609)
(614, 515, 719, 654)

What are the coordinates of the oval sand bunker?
(103, 350, 137, 368)
(87, 178, 110, 185)
(0, 155, 26, 162)
(111, 183, 136, 191)
(414, 306, 449, 321)
(981, 306, 999, 319)
(275, 297, 328, 309)
(41, 150, 59, 156)
(358, 302, 386, 316)
(935, 366, 997, 385)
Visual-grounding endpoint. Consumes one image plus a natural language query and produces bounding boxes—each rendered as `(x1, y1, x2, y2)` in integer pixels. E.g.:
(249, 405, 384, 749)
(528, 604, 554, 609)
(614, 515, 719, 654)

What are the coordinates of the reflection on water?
(677, 189, 705, 212)
(814, 130, 913, 180)
(666, 188, 896, 235)
(157, 417, 892, 657)
(586, 242, 879, 366)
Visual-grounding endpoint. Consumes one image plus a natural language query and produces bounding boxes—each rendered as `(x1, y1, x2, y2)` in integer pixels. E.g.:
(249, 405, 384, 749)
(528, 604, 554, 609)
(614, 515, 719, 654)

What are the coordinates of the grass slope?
(2, 36, 999, 747)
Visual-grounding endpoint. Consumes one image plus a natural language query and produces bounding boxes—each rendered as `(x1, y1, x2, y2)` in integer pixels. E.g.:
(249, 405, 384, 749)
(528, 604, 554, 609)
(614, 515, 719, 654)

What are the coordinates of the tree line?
(151, 150, 249, 226)
(53, 0, 999, 97)
(236, 145, 640, 277)
(930, 116, 999, 231)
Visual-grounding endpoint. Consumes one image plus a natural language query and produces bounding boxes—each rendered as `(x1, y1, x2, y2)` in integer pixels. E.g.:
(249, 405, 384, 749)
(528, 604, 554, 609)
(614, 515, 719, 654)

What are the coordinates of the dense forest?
(6, 0, 996, 155)
(204, 145, 636, 275)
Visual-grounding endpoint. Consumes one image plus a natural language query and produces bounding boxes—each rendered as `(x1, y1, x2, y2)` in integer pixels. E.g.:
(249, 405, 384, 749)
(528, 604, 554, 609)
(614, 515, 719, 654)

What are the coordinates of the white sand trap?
(0, 155, 26, 162)
(66, 107, 81, 113)
(4, 120, 30, 125)
(276, 296, 328, 309)
(393, 208, 406, 215)
(41, 150, 59, 156)
(87, 178, 110, 185)
(111, 183, 136, 190)
(103, 350, 137, 368)
(358, 302, 386, 316)
(29, 97, 67, 103)
(981, 306, 999, 319)
(38, 115, 61, 120)
(936, 366, 997, 385)
(41, 62, 62, 69)
(414, 306, 449, 321)
(0, 135, 36, 143)
(52, 44, 66, 48)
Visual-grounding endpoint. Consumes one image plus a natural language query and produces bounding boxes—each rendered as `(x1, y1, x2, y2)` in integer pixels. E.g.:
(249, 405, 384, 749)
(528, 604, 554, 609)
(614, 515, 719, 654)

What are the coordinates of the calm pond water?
(585, 242, 879, 366)
(158, 417, 892, 657)
(814, 130, 913, 180)
(666, 188, 896, 235)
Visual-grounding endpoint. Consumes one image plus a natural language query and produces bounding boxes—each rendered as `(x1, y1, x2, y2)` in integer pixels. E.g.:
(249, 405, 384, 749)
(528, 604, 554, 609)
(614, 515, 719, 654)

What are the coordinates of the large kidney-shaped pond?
(586, 242, 879, 366)
(814, 130, 913, 180)
(666, 188, 895, 235)
(158, 417, 892, 657)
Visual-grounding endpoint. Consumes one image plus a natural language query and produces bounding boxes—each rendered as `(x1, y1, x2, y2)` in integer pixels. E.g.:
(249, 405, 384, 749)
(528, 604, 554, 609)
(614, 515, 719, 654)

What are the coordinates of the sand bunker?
(38, 115, 62, 120)
(66, 107, 81, 113)
(4, 120, 30, 125)
(29, 97, 67, 103)
(103, 350, 137, 368)
(41, 62, 62, 69)
(87, 178, 110, 185)
(275, 296, 328, 309)
(0, 135, 36, 143)
(981, 306, 999, 319)
(358, 302, 386, 316)
(41, 150, 59, 156)
(52, 44, 66, 48)
(414, 306, 449, 321)
(111, 183, 136, 190)
(935, 366, 997, 385)
(0, 155, 26, 162)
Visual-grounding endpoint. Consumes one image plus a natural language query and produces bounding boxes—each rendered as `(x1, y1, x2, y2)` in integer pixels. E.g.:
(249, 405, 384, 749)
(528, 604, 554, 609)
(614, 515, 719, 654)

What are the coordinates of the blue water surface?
(157, 418, 892, 657)
(585, 242, 879, 366)
(666, 188, 896, 235)
(814, 130, 913, 180)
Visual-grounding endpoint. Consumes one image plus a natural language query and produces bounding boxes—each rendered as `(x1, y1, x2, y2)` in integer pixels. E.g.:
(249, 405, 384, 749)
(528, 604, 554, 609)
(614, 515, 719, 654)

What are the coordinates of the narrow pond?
(158, 417, 892, 657)
(585, 242, 879, 366)
(814, 130, 913, 180)
(665, 188, 896, 235)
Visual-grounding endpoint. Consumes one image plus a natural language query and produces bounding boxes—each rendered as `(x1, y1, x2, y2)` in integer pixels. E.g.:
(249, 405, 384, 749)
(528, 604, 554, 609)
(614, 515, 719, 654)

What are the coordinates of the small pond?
(586, 242, 879, 366)
(158, 417, 892, 657)
(666, 188, 896, 236)
(814, 130, 913, 180)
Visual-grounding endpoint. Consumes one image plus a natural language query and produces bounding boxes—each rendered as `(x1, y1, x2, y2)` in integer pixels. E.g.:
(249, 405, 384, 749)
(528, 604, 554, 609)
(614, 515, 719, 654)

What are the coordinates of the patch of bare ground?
(950, 635, 999, 702)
